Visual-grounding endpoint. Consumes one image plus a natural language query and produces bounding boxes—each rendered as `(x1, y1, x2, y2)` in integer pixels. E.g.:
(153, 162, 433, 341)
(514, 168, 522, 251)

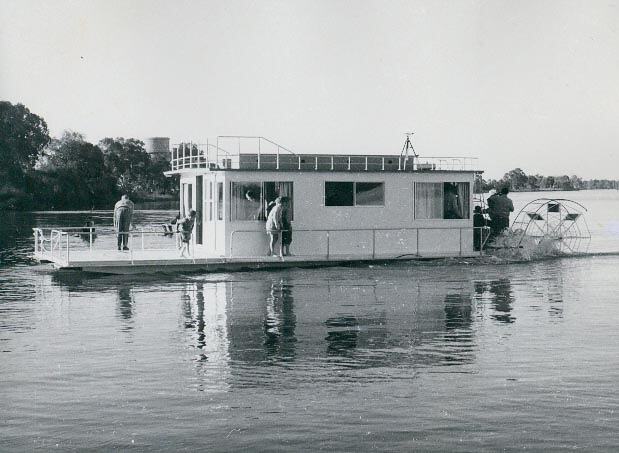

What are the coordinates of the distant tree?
(0, 102, 50, 209)
(527, 174, 542, 190)
(35, 131, 116, 209)
(541, 176, 555, 189)
(502, 168, 528, 191)
(569, 175, 582, 190)
(99, 137, 153, 195)
(555, 175, 573, 191)
(0, 101, 50, 180)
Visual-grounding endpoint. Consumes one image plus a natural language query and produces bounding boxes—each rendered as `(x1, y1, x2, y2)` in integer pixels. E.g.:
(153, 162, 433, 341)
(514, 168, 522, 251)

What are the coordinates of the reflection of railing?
(230, 226, 489, 258)
(33, 227, 192, 266)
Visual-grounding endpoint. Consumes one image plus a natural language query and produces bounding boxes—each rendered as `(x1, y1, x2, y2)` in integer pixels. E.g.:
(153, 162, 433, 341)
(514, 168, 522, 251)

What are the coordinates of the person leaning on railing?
(113, 194, 134, 251)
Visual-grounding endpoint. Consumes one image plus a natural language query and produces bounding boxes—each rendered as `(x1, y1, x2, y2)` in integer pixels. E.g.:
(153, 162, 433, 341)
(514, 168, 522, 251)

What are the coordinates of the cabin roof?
(166, 137, 482, 175)
(166, 153, 481, 175)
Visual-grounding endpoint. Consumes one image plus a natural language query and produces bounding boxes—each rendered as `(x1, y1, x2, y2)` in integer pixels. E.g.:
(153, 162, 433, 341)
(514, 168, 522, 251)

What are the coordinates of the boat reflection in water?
(176, 272, 489, 391)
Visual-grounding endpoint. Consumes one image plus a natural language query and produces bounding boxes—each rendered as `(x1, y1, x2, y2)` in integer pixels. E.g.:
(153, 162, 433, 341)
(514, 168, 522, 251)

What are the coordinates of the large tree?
(99, 137, 152, 195)
(0, 102, 50, 208)
(34, 131, 116, 209)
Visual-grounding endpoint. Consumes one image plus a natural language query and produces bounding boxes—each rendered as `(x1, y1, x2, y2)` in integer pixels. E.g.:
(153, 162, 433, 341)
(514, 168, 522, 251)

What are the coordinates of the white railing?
(33, 227, 192, 266)
(168, 137, 479, 172)
(33, 225, 490, 267)
(229, 226, 490, 258)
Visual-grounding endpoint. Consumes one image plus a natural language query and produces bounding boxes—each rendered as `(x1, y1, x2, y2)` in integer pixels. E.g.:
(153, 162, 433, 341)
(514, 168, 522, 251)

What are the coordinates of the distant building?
(144, 137, 170, 161)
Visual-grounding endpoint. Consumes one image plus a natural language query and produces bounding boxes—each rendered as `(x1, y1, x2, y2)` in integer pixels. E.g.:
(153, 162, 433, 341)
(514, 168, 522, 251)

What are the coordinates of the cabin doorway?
(203, 177, 221, 255)
(181, 182, 193, 217)
(195, 176, 203, 245)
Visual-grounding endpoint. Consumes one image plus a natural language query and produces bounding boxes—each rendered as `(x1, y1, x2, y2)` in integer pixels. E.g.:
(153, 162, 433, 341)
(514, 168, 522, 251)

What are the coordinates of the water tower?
(144, 137, 170, 161)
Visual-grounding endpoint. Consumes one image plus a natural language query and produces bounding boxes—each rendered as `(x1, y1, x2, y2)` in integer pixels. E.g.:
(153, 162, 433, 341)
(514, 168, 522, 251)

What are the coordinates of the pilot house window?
(325, 182, 385, 206)
(230, 181, 293, 221)
(414, 182, 470, 219)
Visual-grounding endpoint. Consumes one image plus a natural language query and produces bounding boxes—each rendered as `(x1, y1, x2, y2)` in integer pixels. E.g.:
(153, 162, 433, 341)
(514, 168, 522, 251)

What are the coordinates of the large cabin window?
(230, 181, 293, 221)
(325, 182, 385, 206)
(414, 182, 470, 219)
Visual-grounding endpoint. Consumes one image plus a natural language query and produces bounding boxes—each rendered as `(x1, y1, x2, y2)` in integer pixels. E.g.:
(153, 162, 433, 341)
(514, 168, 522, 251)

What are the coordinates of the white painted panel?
(375, 229, 418, 256)
(328, 230, 373, 257)
(418, 228, 462, 255)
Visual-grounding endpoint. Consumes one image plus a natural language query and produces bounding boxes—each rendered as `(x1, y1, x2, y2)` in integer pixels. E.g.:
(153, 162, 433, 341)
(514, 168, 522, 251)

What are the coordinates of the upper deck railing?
(168, 136, 479, 173)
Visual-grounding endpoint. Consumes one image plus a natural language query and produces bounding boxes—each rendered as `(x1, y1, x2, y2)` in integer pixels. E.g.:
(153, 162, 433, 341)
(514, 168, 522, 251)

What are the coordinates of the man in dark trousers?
(487, 187, 514, 237)
(114, 194, 134, 251)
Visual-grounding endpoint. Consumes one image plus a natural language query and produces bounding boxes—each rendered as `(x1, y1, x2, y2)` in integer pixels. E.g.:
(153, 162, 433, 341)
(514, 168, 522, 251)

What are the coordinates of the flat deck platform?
(33, 249, 480, 274)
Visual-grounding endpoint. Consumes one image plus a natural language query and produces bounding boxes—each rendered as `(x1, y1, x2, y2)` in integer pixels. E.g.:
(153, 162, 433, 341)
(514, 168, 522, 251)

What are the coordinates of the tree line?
(1, 101, 177, 210)
(479, 168, 618, 192)
(2, 101, 617, 210)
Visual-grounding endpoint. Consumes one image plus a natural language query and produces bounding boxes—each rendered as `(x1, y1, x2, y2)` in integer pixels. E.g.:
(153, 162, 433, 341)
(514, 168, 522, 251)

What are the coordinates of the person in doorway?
(113, 194, 134, 251)
(265, 197, 283, 258)
(443, 183, 461, 219)
(486, 186, 514, 237)
(473, 205, 486, 251)
(280, 196, 292, 256)
(178, 210, 197, 258)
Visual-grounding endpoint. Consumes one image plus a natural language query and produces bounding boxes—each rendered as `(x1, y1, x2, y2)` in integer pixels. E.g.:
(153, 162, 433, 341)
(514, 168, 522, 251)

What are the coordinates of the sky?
(1, 0, 618, 180)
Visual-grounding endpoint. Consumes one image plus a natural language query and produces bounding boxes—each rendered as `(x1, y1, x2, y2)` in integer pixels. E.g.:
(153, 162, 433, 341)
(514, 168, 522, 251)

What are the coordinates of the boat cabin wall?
(213, 170, 475, 258)
(179, 172, 226, 257)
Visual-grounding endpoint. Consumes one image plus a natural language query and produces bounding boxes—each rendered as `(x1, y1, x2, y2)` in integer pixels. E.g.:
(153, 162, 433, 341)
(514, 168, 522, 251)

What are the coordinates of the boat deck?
(33, 249, 480, 274)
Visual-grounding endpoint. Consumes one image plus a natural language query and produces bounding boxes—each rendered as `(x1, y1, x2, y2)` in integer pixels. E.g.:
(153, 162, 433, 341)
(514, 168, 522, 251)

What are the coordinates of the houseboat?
(32, 136, 483, 274)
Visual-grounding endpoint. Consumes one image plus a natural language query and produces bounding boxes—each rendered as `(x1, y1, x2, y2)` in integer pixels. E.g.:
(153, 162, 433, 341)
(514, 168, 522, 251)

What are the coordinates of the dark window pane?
(325, 182, 354, 206)
(217, 182, 223, 220)
(355, 182, 384, 206)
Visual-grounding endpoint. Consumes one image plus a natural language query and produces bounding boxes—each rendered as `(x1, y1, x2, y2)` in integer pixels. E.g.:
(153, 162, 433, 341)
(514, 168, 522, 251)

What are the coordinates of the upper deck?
(165, 136, 481, 174)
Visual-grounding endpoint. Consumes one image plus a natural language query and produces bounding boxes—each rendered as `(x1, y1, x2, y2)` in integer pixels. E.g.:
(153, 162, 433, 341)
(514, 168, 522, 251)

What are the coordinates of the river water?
(1, 190, 618, 451)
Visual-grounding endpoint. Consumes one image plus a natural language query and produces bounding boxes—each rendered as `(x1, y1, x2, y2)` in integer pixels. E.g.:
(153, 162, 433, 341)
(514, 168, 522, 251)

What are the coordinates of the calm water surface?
(1, 190, 618, 451)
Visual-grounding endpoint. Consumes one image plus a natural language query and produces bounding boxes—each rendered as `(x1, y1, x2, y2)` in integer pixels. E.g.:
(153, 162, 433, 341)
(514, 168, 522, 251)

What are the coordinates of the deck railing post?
(257, 138, 261, 169)
(276, 146, 280, 169)
(89, 228, 93, 253)
(326, 231, 330, 259)
(33, 230, 38, 254)
(416, 229, 419, 256)
(372, 229, 376, 258)
(65, 232, 69, 264)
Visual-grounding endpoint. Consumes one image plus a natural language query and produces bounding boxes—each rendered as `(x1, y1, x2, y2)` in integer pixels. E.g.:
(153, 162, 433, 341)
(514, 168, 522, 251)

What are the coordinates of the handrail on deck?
(229, 225, 489, 259)
(32, 227, 196, 266)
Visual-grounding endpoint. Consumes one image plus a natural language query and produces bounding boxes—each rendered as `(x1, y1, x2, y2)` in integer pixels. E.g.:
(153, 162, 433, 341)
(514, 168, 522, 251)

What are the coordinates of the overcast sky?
(1, 0, 617, 179)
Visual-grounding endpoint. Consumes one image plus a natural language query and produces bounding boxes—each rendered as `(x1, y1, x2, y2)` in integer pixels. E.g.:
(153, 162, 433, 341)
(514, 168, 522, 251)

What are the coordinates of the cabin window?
(414, 182, 470, 219)
(217, 182, 223, 220)
(355, 182, 385, 206)
(325, 182, 384, 206)
(230, 181, 293, 221)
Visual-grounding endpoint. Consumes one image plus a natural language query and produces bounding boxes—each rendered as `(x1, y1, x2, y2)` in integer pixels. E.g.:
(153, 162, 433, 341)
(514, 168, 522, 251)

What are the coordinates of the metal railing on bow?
(33, 227, 196, 266)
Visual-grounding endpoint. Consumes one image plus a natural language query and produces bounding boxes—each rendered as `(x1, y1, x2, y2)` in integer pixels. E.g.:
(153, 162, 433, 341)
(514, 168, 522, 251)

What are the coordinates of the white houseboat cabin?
(33, 136, 482, 274)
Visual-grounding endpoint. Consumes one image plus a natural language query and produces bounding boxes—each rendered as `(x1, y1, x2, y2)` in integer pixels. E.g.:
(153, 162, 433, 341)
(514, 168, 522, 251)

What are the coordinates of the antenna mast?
(400, 132, 418, 170)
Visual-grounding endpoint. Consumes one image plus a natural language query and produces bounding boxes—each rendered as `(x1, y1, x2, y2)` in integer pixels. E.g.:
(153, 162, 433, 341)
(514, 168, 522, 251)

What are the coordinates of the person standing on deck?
(114, 194, 134, 251)
(280, 196, 292, 256)
(178, 210, 197, 258)
(487, 187, 514, 237)
(266, 197, 283, 258)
